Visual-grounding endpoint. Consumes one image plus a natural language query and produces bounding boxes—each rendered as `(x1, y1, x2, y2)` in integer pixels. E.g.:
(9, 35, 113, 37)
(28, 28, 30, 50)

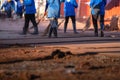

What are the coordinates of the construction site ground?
(0, 18, 120, 80)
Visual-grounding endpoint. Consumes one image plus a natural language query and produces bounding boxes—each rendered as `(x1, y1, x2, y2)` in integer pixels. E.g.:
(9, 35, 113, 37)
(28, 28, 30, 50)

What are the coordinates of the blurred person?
(90, 0, 106, 37)
(64, 0, 78, 34)
(0, 0, 15, 18)
(15, 0, 24, 18)
(44, 0, 64, 38)
(22, 0, 38, 35)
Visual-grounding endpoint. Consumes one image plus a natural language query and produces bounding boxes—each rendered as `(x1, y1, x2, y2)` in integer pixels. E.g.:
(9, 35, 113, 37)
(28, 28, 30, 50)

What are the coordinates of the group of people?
(1, 0, 106, 38)
(44, 0, 106, 38)
(21, 0, 79, 36)
(0, 0, 24, 18)
(44, 0, 78, 38)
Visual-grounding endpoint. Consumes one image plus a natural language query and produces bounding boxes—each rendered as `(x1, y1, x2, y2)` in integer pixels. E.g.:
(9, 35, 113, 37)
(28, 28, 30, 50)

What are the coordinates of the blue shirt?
(46, 0, 64, 18)
(64, 0, 78, 17)
(90, 0, 106, 15)
(23, 0, 36, 14)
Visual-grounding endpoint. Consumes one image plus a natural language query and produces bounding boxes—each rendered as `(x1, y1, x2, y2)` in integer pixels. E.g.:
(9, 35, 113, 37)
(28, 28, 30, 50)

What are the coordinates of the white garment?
(66, 0, 70, 2)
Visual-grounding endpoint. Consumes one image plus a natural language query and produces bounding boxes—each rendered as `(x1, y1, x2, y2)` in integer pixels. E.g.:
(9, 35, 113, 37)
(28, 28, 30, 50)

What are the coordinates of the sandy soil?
(0, 43, 120, 80)
(0, 18, 120, 80)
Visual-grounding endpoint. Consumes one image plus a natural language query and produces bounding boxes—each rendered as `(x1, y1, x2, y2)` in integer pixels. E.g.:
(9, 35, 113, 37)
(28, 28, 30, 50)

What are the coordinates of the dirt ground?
(0, 18, 120, 80)
(0, 43, 120, 80)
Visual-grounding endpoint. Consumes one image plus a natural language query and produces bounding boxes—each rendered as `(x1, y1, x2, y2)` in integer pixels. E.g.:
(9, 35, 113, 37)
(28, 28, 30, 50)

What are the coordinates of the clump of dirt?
(51, 49, 73, 59)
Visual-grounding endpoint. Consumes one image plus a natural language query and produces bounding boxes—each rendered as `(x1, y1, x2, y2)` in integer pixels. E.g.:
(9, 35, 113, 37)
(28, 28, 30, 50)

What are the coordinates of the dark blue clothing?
(90, 0, 106, 15)
(23, 0, 36, 14)
(90, 0, 106, 37)
(1, 1, 15, 12)
(15, 0, 23, 14)
(1, 1, 15, 18)
(22, 0, 38, 35)
(45, 0, 64, 38)
(63, 0, 78, 33)
(64, 0, 78, 17)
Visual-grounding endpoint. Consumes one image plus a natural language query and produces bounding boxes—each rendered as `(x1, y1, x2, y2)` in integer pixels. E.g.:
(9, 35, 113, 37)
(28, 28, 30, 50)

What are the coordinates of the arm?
(0, 5, 4, 10)
(0, 2, 6, 10)
(45, 1, 48, 12)
(44, 0, 49, 16)
(73, 0, 78, 8)
(70, 0, 78, 8)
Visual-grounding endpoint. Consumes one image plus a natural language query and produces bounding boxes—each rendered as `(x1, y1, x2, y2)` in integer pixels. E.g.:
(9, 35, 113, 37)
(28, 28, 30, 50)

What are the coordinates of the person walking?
(22, 0, 38, 35)
(64, 0, 78, 34)
(90, 0, 106, 37)
(44, 0, 64, 38)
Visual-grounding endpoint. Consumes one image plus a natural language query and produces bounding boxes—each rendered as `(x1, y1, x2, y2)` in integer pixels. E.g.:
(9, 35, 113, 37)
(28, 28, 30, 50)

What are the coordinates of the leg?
(71, 16, 78, 33)
(6, 11, 12, 18)
(22, 14, 30, 34)
(53, 27, 57, 38)
(20, 13, 23, 18)
(30, 14, 39, 34)
(48, 27, 53, 38)
(92, 14, 99, 36)
(100, 14, 105, 37)
(48, 19, 54, 38)
(64, 16, 69, 33)
(53, 18, 58, 37)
